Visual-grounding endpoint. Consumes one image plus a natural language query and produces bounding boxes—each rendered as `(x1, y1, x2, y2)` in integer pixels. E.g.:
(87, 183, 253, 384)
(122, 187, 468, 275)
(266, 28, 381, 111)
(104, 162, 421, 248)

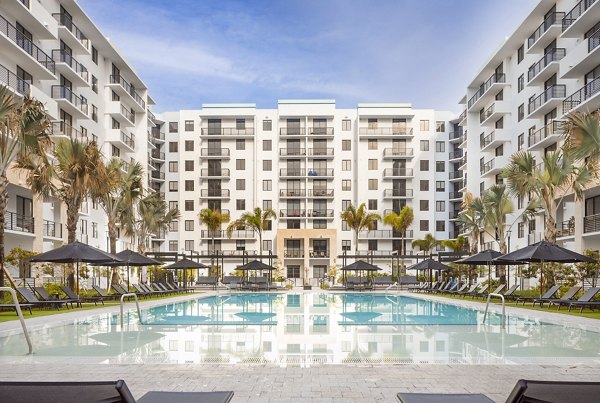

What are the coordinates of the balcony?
(200, 148, 230, 158)
(562, 0, 600, 38)
(151, 127, 165, 142)
(11, 0, 57, 40)
(279, 127, 306, 137)
(200, 230, 254, 239)
(279, 148, 306, 157)
(528, 48, 565, 86)
(528, 232, 542, 245)
(284, 249, 304, 258)
(467, 73, 507, 110)
(120, 159, 130, 173)
(309, 250, 330, 258)
(151, 171, 165, 181)
(479, 101, 509, 126)
(52, 13, 89, 53)
(449, 131, 463, 142)
(200, 168, 230, 178)
(383, 148, 414, 158)
(151, 150, 165, 161)
(527, 12, 564, 53)
(449, 171, 463, 181)
(307, 209, 334, 219)
(448, 150, 463, 161)
(5, 211, 34, 234)
(449, 192, 463, 201)
(480, 159, 495, 176)
(51, 86, 88, 118)
(527, 85, 566, 118)
(52, 50, 88, 86)
(280, 209, 306, 218)
(200, 189, 230, 199)
(584, 213, 600, 234)
(557, 219, 575, 238)
(307, 168, 334, 178)
(43, 220, 62, 239)
(459, 131, 468, 149)
(201, 127, 254, 137)
(107, 129, 135, 151)
(383, 189, 413, 199)
(107, 102, 136, 126)
(280, 189, 306, 198)
(480, 129, 509, 152)
(0, 63, 29, 96)
(383, 168, 414, 178)
(307, 148, 334, 157)
(308, 127, 334, 137)
(563, 76, 600, 114)
(358, 127, 414, 138)
(560, 29, 600, 79)
(528, 120, 565, 150)
(458, 109, 467, 126)
(449, 211, 460, 220)
(308, 189, 334, 198)
(52, 121, 88, 142)
(358, 230, 414, 239)
(107, 75, 146, 111)
(280, 168, 304, 177)
(0, 13, 55, 79)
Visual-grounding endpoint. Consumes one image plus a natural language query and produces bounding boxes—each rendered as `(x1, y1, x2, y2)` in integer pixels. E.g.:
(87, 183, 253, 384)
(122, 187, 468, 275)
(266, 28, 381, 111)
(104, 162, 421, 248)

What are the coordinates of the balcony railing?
(201, 148, 230, 157)
(151, 171, 165, 179)
(280, 168, 304, 177)
(151, 150, 165, 160)
(18, 0, 30, 8)
(584, 213, 600, 233)
(121, 131, 135, 149)
(562, 0, 598, 31)
(280, 127, 306, 136)
(151, 127, 164, 140)
(51, 85, 88, 115)
(52, 13, 89, 49)
(308, 127, 334, 136)
(200, 230, 254, 238)
(589, 28, 600, 52)
(528, 48, 566, 82)
(280, 148, 306, 156)
(383, 168, 413, 177)
(119, 103, 135, 123)
(358, 127, 413, 136)
(307, 209, 334, 218)
(383, 189, 413, 197)
(284, 249, 304, 258)
(5, 211, 34, 233)
(109, 75, 145, 109)
(280, 189, 306, 197)
(0, 13, 55, 74)
(449, 150, 463, 159)
(280, 209, 306, 218)
(0, 63, 29, 95)
(458, 109, 467, 122)
(557, 219, 575, 237)
(480, 103, 495, 123)
(200, 168, 230, 177)
(52, 121, 88, 141)
(383, 148, 414, 157)
(528, 85, 566, 114)
(52, 49, 88, 82)
(467, 73, 506, 109)
(480, 131, 494, 149)
(309, 250, 330, 258)
(449, 171, 463, 180)
(307, 168, 334, 176)
(563, 77, 600, 112)
(527, 12, 564, 48)
(201, 128, 255, 136)
(480, 159, 494, 174)
(449, 131, 463, 141)
(308, 189, 334, 197)
(449, 191, 463, 200)
(200, 189, 230, 197)
(528, 120, 564, 147)
(308, 148, 334, 156)
(528, 232, 542, 244)
(359, 230, 414, 239)
(449, 211, 459, 220)
(43, 220, 62, 238)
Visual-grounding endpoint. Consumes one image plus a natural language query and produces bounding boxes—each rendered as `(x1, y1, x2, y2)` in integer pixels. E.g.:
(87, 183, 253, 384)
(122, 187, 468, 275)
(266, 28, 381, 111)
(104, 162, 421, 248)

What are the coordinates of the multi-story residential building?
(0, 0, 154, 279)
(159, 100, 455, 285)
(459, 0, 600, 255)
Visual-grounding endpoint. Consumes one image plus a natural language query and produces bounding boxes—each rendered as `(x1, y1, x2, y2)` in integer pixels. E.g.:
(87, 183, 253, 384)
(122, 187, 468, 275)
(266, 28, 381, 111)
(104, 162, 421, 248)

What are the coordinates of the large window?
(263, 120, 272, 131)
(342, 120, 351, 131)
(287, 266, 300, 278)
(184, 220, 194, 231)
(420, 120, 430, 131)
(169, 122, 178, 132)
(169, 161, 178, 172)
(185, 120, 194, 131)
(435, 121, 445, 132)
(185, 180, 194, 191)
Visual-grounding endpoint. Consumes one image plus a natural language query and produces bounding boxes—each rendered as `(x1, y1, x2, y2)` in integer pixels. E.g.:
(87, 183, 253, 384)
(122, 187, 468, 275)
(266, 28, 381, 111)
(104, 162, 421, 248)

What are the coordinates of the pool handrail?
(0, 287, 32, 354)
(119, 293, 143, 328)
(483, 292, 506, 329)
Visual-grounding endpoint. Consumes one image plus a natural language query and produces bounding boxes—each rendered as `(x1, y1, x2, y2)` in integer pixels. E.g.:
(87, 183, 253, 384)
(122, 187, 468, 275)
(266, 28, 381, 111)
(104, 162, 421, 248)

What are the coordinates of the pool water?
(0, 293, 599, 366)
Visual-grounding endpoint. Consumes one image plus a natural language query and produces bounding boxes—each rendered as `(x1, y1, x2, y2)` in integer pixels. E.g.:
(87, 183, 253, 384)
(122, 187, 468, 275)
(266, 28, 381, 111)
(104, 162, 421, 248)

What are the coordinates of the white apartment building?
(459, 0, 600, 254)
(0, 0, 155, 279)
(157, 100, 456, 284)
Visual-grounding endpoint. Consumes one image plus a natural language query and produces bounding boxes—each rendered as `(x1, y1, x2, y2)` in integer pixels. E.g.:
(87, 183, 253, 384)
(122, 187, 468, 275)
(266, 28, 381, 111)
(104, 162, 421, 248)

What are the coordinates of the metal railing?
(480, 159, 494, 174)
(109, 75, 145, 109)
(0, 63, 30, 95)
(449, 131, 463, 141)
(449, 211, 459, 220)
(308, 127, 334, 135)
(52, 121, 88, 141)
(467, 73, 506, 109)
(18, 0, 30, 8)
(383, 148, 414, 157)
(307, 209, 334, 218)
(383, 168, 414, 177)
(562, 0, 598, 31)
(200, 230, 254, 238)
(200, 168, 230, 177)
(307, 168, 334, 176)
(0, 13, 55, 74)
(280, 189, 306, 197)
(201, 128, 255, 136)
(458, 109, 467, 121)
(151, 150, 165, 160)
(309, 250, 330, 258)
(528, 12, 564, 48)
(358, 127, 414, 136)
(528, 85, 566, 114)
(449, 171, 463, 180)
(480, 131, 495, 149)
(308, 148, 334, 156)
(589, 28, 600, 52)
(0, 287, 32, 354)
(528, 232, 542, 244)
(121, 131, 135, 149)
(51, 85, 88, 115)
(483, 293, 506, 329)
(52, 49, 88, 82)
(151, 127, 164, 140)
(359, 230, 413, 239)
(279, 127, 306, 136)
(43, 220, 62, 238)
(280, 209, 306, 218)
(383, 189, 414, 197)
(528, 120, 564, 147)
(280, 148, 306, 156)
(200, 189, 230, 197)
(480, 103, 495, 123)
(118, 103, 135, 123)
(120, 293, 143, 328)
(200, 148, 230, 157)
(5, 211, 34, 233)
(53, 13, 89, 49)
(284, 249, 304, 258)
(528, 48, 565, 82)
(449, 191, 463, 200)
(449, 150, 463, 159)
(280, 168, 304, 176)
(584, 213, 600, 233)
(151, 171, 165, 179)
(564, 76, 600, 112)
(557, 219, 575, 237)
(308, 189, 334, 197)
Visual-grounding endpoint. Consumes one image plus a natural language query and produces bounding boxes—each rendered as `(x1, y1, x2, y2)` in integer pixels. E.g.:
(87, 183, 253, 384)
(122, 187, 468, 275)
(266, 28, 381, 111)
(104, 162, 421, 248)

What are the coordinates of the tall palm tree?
(226, 207, 276, 259)
(383, 206, 414, 276)
(457, 192, 485, 255)
(0, 86, 51, 286)
(133, 192, 179, 254)
(340, 203, 381, 253)
(411, 233, 441, 256)
(482, 184, 514, 254)
(199, 208, 230, 276)
(502, 150, 592, 243)
(564, 111, 600, 163)
(440, 235, 468, 253)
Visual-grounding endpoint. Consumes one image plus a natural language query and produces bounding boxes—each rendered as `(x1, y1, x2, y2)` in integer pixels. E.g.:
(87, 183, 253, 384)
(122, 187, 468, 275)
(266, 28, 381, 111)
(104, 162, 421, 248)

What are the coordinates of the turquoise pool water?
(0, 292, 599, 366)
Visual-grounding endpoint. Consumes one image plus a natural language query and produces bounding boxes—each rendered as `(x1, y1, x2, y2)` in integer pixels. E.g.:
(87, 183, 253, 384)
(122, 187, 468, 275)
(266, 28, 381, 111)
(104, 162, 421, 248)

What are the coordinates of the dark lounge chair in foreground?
(16, 287, 66, 310)
(34, 287, 78, 308)
(502, 284, 520, 299)
(532, 285, 582, 308)
(92, 285, 119, 300)
(60, 285, 106, 305)
(0, 379, 234, 403)
(514, 284, 560, 306)
(549, 286, 600, 312)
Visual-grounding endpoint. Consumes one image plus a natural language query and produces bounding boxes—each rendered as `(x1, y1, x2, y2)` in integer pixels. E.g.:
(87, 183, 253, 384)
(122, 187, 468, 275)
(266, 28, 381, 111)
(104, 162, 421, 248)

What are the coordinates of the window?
(435, 141, 445, 152)
(91, 76, 97, 93)
(436, 201, 445, 212)
(236, 199, 245, 210)
(518, 104, 524, 121)
(92, 105, 98, 122)
(436, 181, 445, 192)
(184, 180, 194, 191)
(420, 140, 429, 151)
(169, 161, 178, 172)
(313, 219, 327, 229)
(185, 120, 194, 131)
(368, 240, 378, 251)
(168, 181, 178, 192)
(263, 240, 272, 252)
(263, 120, 272, 131)
(342, 119, 351, 131)
(236, 179, 245, 190)
(236, 139, 245, 150)
(436, 161, 445, 172)
(518, 134, 524, 150)
(436, 121, 445, 132)
(185, 140, 194, 151)
(342, 220, 349, 231)
(169, 220, 178, 232)
(420, 200, 429, 211)
(342, 140, 351, 151)
(184, 160, 194, 171)
(263, 160, 272, 171)
(169, 201, 178, 210)
(368, 179, 378, 190)
(495, 144, 504, 157)
(368, 139, 377, 150)
(342, 180, 351, 191)
(92, 222, 98, 239)
(420, 160, 429, 171)
(111, 145, 120, 157)
(518, 222, 525, 238)
(436, 221, 445, 232)
(184, 240, 194, 251)
(342, 240, 351, 251)
(263, 180, 272, 191)
(518, 74, 524, 93)
(112, 90, 120, 101)
(169, 122, 178, 132)
(368, 159, 377, 170)
(287, 266, 300, 278)
(184, 200, 194, 211)
(368, 199, 377, 210)
(168, 241, 178, 252)
(263, 200, 272, 210)
(185, 220, 194, 231)
(264, 220, 272, 231)
(517, 44, 524, 64)
(420, 180, 429, 191)
(495, 117, 504, 129)
(420, 220, 429, 231)
(367, 118, 377, 128)
(236, 159, 245, 170)
(342, 160, 351, 171)
(92, 46, 98, 64)
(420, 120, 430, 131)
(342, 200, 351, 210)
(169, 142, 178, 152)
(263, 140, 272, 151)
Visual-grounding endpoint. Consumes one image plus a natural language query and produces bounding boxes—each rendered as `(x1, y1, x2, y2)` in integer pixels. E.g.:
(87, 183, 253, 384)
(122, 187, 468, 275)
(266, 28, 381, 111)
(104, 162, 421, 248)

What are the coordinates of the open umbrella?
(30, 241, 122, 296)
(406, 259, 454, 287)
(340, 260, 382, 284)
(496, 240, 595, 296)
(457, 249, 504, 288)
(106, 250, 162, 291)
(164, 258, 208, 287)
(236, 260, 276, 283)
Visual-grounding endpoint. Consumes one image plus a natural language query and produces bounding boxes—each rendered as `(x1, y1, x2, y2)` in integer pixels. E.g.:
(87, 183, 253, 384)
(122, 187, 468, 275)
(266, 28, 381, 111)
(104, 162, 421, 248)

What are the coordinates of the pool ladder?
(0, 287, 33, 354)
(483, 293, 506, 329)
(120, 293, 144, 328)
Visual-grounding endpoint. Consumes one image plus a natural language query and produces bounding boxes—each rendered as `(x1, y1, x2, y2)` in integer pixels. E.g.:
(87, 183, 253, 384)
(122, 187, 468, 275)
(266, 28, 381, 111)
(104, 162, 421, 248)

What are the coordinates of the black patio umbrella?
(496, 240, 595, 296)
(340, 260, 382, 283)
(406, 258, 454, 286)
(457, 249, 504, 287)
(30, 241, 123, 296)
(236, 260, 276, 282)
(164, 258, 209, 287)
(106, 250, 162, 291)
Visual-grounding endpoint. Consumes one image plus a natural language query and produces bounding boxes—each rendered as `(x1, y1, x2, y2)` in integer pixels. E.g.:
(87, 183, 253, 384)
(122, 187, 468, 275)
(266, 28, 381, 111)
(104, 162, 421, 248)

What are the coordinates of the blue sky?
(80, 0, 537, 113)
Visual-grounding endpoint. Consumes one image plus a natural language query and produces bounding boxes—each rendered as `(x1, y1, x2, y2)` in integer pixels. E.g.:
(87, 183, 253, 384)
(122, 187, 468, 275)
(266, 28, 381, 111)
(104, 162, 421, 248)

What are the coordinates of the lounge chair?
(153, 283, 175, 294)
(223, 276, 242, 291)
(533, 285, 582, 308)
(142, 284, 168, 295)
(34, 287, 78, 308)
(168, 281, 190, 293)
(132, 284, 152, 297)
(196, 276, 218, 289)
(0, 299, 33, 315)
(92, 285, 119, 300)
(448, 283, 468, 294)
(463, 284, 488, 298)
(502, 284, 520, 299)
(397, 392, 494, 402)
(515, 284, 561, 306)
(551, 287, 600, 312)
(474, 284, 505, 299)
(372, 276, 394, 288)
(425, 282, 446, 293)
(505, 379, 600, 403)
(456, 283, 479, 296)
(161, 282, 183, 294)
(0, 379, 234, 403)
(60, 285, 106, 305)
(398, 276, 419, 289)
(16, 287, 66, 310)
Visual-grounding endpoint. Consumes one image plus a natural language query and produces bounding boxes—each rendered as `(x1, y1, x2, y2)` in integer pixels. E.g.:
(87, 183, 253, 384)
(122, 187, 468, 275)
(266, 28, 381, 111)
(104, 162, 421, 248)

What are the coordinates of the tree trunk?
(545, 214, 557, 244)
(65, 199, 80, 289)
(108, 220, 120, 289)
(0, 175, 15, 288)
(211, 235, 215, 278)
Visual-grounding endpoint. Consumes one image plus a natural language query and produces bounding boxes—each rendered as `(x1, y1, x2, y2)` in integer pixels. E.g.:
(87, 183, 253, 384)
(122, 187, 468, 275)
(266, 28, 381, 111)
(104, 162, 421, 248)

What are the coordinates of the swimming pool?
(0, 292, 599, 366)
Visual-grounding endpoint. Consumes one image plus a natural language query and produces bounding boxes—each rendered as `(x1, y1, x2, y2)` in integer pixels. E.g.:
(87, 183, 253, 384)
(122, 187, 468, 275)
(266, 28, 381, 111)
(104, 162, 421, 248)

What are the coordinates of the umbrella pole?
(488, 263, 491, 289)
(76, 261, 80, 298)
(127, 264, 130, 292)
(540, 260, 544, 298)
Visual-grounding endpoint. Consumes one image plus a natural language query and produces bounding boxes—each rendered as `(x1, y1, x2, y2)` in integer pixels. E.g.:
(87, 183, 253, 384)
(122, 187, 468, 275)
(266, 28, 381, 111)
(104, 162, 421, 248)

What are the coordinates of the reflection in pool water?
(0, 293, 598, 366)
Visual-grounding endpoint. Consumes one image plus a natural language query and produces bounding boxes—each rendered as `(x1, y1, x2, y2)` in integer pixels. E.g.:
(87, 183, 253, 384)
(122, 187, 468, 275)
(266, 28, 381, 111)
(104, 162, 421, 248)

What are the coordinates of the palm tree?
(440, 235, 468, 253)
(482, 184, 514, 254)
(502, 150, 592, 243)
(226, 207, 276, 259)
(199, 208, 230, 276)
(411, 233, 440, 256)
(383, 206, 414, 276)
(340, 203, 381, 253)
(564, 111, 600, 163)
(133, 192, 179, 254)
(457, 192, 485, 255)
